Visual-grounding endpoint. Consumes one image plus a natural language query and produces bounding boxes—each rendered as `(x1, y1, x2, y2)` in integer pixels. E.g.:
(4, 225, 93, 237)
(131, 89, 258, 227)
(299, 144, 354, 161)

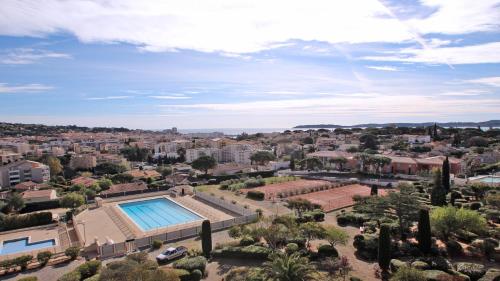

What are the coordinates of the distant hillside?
(0, 122, 134, 137)
(294, 120, 500, 129)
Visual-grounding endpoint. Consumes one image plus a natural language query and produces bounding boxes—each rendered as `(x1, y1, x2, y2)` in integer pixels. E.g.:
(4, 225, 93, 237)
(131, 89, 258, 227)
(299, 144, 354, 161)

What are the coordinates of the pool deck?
(75, 194, 234, 247)
(0, 224, 61, 259)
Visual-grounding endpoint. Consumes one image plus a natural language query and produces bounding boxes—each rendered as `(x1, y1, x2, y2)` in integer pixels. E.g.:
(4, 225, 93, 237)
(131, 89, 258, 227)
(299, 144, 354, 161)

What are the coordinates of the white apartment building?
(185, 148, 220, 163)
(186, 144, 255, 164)
(0, 150, 22, 165)
(0, 160, 50, 189)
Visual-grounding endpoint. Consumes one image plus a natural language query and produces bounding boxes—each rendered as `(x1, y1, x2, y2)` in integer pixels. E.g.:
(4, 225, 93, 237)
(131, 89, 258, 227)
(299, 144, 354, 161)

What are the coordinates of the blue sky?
(0, 0, 499, 129)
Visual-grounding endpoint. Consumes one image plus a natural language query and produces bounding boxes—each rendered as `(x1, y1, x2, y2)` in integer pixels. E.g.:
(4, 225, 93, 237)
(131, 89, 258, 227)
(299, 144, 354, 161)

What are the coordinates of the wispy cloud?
(465, 76, 500, 87)
(149, 94, 191, 100)
(0, 83, 53, 93)
(0, 48, 71, 64)
(439, 90, 489, 96)
(85, 96, 132, 100)
(365, 65, 401, 71)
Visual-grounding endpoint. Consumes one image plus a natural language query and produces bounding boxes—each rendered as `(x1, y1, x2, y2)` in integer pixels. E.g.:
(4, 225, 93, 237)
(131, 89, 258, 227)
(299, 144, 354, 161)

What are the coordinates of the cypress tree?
(378, 224, 391, 274)
(433, 123, 438, 140)
(442, 156, 450, 193)
(431, 169, 447, 206)
(201, 220, 212, 258)
(290, 155, 295, 171)
(417, 209, 431, 255)
(371, 185, 378, 196)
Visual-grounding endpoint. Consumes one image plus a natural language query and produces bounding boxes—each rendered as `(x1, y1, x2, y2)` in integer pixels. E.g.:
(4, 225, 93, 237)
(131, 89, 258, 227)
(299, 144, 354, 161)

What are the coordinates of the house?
(13, 181, 50, 192)
(415, 156, 462, 175)
(306, 151, 357, 170)
(384, 156, 418, 175)
(71, 176, 98, 188)
(0, 160, 50, 189)
(100, 182, 148, 197)
(21, 189, 58, 203)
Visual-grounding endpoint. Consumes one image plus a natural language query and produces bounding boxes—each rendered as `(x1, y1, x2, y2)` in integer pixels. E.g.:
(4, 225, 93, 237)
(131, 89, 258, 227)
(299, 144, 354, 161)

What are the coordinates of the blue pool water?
(479, 176, 500, 183)
(0, 238, 55, 255)
(118, 198, 203, 231)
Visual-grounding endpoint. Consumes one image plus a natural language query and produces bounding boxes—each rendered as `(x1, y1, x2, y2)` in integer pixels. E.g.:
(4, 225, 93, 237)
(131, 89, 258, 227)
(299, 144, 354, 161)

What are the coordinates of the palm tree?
(263, 251, 318, 281)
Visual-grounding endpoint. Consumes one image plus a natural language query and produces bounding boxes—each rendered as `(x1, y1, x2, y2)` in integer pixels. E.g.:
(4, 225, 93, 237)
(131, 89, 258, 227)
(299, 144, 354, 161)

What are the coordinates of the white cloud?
(438, 90, 489, 96)
(363, 42, 500, 64)
(0, 0, 498, 56)
(465, 76, 500, 87)
(365, 65, 400, 71)
(0, 83, 53, 93)
(85, 96, 132, 100)
(149, 95, 191, 100)
(0, 48, 71, 64)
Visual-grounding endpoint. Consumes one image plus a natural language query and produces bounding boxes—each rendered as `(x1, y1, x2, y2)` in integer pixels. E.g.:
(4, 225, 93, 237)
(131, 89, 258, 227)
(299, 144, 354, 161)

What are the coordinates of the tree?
(262, 223, 289, 249)
(323, 225, 348, 248)
(263, 251, 318, 281)
(466, 136, 488, 147)
(299, 222, 325, 247)
(388, 183, 420, 239)
(120, 146, 151, 162)
(360, 134, 378, 150)
(430, 206, 487, 241)
(191, 156, 217, 175)
(156, 165, 172, 178)
(250, 151, 276, 165)
(287, 198, 318, 218)
(378, 224, 391, 274)
(47, 156, 63, 178)
(329, 157, 347, 171)
(373, 156, 391, 177)
(6, 193, 25, 213)
(95, 162, 126, 175)
(442, 156, 450, 192)
(417, 209, 432, 255)
(60, 193, 85, 212)
(431, 169, 447, 206)
(201, 220, 212, 258)
(97, 178, 113, 190)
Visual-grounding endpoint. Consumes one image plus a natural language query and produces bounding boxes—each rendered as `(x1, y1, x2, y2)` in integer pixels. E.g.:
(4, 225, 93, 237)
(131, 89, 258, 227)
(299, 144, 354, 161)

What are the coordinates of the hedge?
(212, 245, 271, 259)
(246, 190, 265, 200)
(21, 200, 61, 213)
(0, 255, 33, 269)
(0, 212, 53, 231)
(173, 256, 207, 274)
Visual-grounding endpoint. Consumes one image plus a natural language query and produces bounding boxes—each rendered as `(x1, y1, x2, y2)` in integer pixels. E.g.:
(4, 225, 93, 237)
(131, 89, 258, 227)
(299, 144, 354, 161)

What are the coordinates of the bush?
(285, 243, 299, 254)
(77, 260, 102, 279)
(152, 239, 163, 250)
(18, 277, 38, 281)
(212, 245, 271, 259)
(246, 190, 265, 200)
(14, 255, 33, 270)
(239, 236, 255, 246)
(390, 266, 426, 281)
(173, 256, 207, 273)
(0, 212, 53, 231)
(455, 263, 486, 281)
(174, 269, 191, 281)
(469, 202, 482, 210)
(190, 269, 203, 281)
(65, 246, 80, 260)
(36, 251, 53, 265)
(317, 244, 338, 257)
(305, 210, 325, 222)
(58, 271, 81, 281)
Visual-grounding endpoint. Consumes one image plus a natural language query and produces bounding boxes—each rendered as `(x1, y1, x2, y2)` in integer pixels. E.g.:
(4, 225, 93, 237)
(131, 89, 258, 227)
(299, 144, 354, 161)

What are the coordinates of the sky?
(0, 0, 499, 129)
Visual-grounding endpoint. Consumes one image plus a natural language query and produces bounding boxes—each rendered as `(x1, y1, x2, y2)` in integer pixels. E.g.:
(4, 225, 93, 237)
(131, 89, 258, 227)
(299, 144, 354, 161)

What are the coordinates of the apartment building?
(70, 154, 97, 170)
(0, 150, 22, 165)
(0, 160, 50, 188)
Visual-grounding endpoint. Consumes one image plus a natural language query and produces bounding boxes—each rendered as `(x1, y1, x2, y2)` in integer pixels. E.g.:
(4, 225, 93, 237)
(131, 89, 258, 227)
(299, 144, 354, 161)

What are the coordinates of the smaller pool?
(0, 237, 55, 255)
(479, 176, 500, 183)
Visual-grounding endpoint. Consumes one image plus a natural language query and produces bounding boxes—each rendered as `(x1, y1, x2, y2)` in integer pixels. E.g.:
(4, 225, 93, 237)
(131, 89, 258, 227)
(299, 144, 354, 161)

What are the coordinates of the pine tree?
(417, 209, 431, 255)
(201, 220, 212, 258)
(442, 156, 450, 193)
(431, 169, 447, 206)
(378, 224, 391, 274)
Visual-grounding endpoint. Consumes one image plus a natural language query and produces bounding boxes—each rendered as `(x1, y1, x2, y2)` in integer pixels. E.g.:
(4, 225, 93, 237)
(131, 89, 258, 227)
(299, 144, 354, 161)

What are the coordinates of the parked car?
(156, 246, 187, 262)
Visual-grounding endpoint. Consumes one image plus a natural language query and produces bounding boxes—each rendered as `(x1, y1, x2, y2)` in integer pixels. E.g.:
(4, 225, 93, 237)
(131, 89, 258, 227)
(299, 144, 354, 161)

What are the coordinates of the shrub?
(469, 202, 481, 210)
(18, 277, 38, 281)
(390, 266, 426, 281)
(239, 236, 254, 246)
(36, 251, 53, 266)
(211, 245, 271, 259)
(14, 255, 33, 270)
(57, 270, 81, 281)
(65, 246, 80, 260)
(152, 239, 162, 250)
(317, 244, 338, 257)
(190, 269, 203, 281)
(173, 256, 207, 273)
(285, 243, 299, 254)
(445, 240, 463, 257)
(174, 269, 191, 281)
(77, 260, 101, 279)
(246, 190, 265, 200)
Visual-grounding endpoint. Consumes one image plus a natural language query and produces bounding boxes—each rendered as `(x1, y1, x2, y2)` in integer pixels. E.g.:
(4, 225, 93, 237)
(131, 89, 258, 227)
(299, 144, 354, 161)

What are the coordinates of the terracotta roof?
(101, 182, 148, 195)
(14, 181, 37, 191)
(71, 176, 97, 187)
(22, 189, 56, 199)
(386, 155, 417, 165)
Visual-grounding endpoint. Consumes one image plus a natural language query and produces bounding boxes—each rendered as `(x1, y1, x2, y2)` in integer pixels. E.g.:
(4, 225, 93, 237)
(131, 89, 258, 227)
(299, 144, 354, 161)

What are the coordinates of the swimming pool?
(479, 176, 500, 183)
(0, 237, 55, 255)
(118, 198, 203, 231)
